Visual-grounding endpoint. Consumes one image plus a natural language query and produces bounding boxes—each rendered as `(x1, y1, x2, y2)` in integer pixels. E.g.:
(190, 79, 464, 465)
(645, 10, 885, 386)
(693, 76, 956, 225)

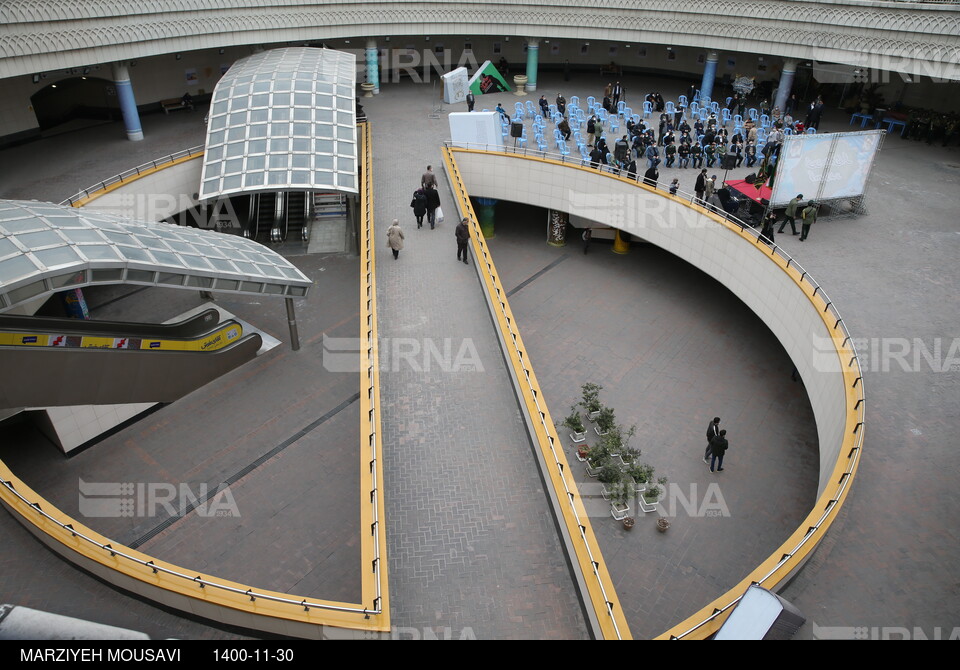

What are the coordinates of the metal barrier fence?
(60, 145, 205, 207)
(444, 144, 865, 640)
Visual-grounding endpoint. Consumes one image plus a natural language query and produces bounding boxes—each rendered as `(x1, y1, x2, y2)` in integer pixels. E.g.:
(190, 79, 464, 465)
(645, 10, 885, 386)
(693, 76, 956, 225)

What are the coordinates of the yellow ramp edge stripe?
(357, 119, 391, 626)
(442, 147, 632, 640)
(447, 147, 863, 640)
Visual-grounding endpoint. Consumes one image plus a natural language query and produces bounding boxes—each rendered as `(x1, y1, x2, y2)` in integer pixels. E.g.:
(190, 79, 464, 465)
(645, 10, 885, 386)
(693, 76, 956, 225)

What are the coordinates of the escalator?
(0, 309, 262, 408)
(284, 191, 311, 243)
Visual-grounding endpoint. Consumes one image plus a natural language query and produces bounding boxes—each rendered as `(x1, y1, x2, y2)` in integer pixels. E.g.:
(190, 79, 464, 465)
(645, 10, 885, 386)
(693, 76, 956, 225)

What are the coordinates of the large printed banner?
(770, 130, 883, 207)
(468, 60, 511, 95)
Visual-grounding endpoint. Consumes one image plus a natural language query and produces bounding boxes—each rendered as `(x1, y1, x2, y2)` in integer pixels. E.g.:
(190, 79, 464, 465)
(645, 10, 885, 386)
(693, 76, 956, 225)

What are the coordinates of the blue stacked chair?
(643, 101, 653, 118)
(759, 114, 771, 128)
(733, 114, 743, 128)
(570, 95, 580, 109)
(748, 108, 758, 121)
(666, 100, 676, 115)
(623, 106, 632, 120)
(710, 101, 720, 114)
(725, 97, 732, 107)
(549, 104, 558, 117)
(783, 127, 793, 135)
(526, 100, 536, 118)
(617, 100, 626, 118)
(689, 101, 699, 117)
(518, 128, 528, 148)
(515, 101, 525, 119)
(806, 127, 817, 134)
(586, 95, 596, 114)
(678, 95, 688, 109)
(557, 139, 570, 156)
(721, 108, 732, 126)
(554, 128, 563, 142)
(609, 116, 620, 133)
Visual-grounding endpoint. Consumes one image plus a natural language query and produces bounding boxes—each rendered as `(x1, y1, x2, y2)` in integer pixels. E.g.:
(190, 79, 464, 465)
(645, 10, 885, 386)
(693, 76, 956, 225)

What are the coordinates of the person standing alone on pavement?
(709, 430, 728, 472)
(705, 417, 721, 463)
(455, 218, 470, 264)
(582, 228, 592, 254)
(386, 219, 404, 260)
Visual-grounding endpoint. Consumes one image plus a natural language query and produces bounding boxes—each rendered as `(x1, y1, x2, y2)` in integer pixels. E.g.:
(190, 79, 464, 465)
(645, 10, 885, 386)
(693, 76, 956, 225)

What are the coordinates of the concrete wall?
(452, 149, 850, 495)
(80, 156, 205, 222)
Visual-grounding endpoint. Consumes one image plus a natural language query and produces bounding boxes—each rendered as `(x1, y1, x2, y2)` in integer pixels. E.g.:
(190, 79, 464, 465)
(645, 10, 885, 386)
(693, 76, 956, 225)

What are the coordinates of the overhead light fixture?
(175, 53, 182, 60)
(82, 67, 90, 75)
(219, 48, 225, 54)
(51, 84, 57, 88)
(505, 36, 509, 42)
(344, 39, 351, 44)
(32, 73, 40, 83)
(385, 36, 390, 42)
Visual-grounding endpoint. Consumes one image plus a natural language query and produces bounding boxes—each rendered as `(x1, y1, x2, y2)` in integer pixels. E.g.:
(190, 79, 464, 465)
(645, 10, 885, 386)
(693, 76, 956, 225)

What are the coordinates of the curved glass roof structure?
(0, 199, 312, 312)
(199, 47, 358, 201)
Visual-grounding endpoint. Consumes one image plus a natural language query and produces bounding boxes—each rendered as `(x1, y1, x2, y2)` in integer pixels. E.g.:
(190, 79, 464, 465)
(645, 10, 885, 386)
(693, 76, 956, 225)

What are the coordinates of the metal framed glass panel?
(199, 47, 358, 201)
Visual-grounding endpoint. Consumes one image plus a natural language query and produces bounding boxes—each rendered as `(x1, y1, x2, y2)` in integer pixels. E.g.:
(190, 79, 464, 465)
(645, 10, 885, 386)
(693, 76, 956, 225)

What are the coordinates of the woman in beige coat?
(386, 219, 404, 260)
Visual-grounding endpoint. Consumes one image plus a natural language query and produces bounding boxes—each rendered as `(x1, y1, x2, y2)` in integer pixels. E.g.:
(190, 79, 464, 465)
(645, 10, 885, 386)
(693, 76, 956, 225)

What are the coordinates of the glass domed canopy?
(199, 47, 358, 202)
(0, 199, 311, 312)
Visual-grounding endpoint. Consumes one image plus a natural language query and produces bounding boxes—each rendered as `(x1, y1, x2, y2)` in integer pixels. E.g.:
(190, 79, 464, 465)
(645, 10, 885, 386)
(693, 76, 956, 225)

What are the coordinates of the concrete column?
(525, 38, 540, 92)
(112, 62, 143, 141)
(612, 230, 630, 254)
(476, 198, 497, 238)
(773, 58, 798, 115)
(547, 209, 567, 246)
(700, 52, 719, 104)
(365, 39, 380, 94)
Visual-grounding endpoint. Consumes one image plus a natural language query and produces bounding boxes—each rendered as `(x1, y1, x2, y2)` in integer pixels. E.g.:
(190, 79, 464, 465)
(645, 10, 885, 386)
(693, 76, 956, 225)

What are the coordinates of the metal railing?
(357, 118, 388, 620)
(60, 145, 204, 207)
(445, 143, 865, 640)
(442, 146, 631, 640)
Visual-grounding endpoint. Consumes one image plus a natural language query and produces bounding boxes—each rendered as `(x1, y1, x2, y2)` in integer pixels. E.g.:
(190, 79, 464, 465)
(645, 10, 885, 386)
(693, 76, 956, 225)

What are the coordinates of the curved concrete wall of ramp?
(451, 149, 847, 499)
(75, 155, 204, 221)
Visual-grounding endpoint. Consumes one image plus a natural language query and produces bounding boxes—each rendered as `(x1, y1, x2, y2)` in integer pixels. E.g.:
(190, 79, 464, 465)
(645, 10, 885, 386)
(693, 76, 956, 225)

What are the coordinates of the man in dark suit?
(704, 417, 720, 463)
(709, 430, 729, 472)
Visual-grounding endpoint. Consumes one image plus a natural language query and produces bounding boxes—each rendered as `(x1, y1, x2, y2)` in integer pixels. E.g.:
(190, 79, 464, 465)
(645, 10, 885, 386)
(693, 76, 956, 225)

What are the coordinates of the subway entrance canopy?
(199, 47, 359, 202)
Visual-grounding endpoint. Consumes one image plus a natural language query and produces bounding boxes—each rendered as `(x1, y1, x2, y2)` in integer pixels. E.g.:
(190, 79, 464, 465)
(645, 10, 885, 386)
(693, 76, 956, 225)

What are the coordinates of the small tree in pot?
(580, 383, 603, 419)
(595, 406, 616, 436)
(562, 406, 587, 442)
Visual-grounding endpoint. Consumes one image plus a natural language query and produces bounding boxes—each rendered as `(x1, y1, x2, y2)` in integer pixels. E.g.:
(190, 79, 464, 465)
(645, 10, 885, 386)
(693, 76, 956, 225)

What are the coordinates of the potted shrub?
(580, 383, 603, 420)
(575, 444, 590, 462)
(562, 406, 587, 443)
(618, 446, 641, 468)
(594, 406, 616, 436)
(609, 479, 632, 520)
(598, 463, 623, 499)
(639, 480, 663, 513)
(584, 442, 611, 478)
(626, 462, 655, 493)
